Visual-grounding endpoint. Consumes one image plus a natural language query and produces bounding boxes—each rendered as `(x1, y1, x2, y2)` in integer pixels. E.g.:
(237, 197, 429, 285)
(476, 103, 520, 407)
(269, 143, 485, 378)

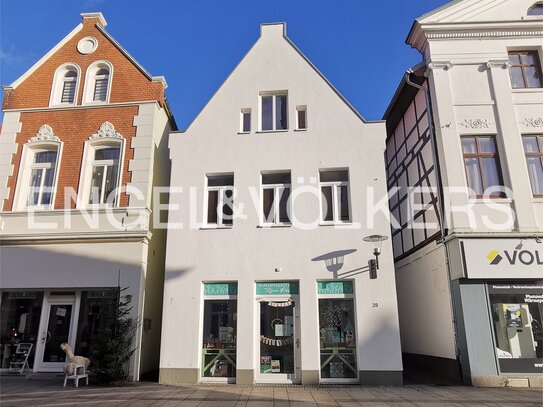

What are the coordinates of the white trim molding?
(49, 63, 82, 107)
(89, 121, 122, 140)
(520, 117, 543, 128)
(486, 59, 513, 70)
(458, 119, 493, 129)
(29, 125, 61, 144)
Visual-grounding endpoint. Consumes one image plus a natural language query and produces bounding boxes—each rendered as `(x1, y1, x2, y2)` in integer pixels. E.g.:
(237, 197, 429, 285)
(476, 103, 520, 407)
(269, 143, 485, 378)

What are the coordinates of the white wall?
(161, 24, 403, 380)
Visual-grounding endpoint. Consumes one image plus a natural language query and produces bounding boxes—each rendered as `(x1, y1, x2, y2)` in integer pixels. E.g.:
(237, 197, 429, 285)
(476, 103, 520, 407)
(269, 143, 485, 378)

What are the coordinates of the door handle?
(295, 339, 300, 348)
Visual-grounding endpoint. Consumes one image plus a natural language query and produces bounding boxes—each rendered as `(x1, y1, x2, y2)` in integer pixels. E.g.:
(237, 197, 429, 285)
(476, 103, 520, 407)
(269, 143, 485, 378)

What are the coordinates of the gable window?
(508, 51, 543, 88)
(93, 68, 109, 102)
(522, 135, 543, 197)
(528, 3, 543, 15)
(261, 92, 288, 131)
(461, 136, 505, 198)
(261, 172, 291, 225)
(206, 174, 234, 226)
(83, 61, 113, 104)
(319, 169, 350, 223)
(61, 70, 77, 103)
(28, 150, 58, 207)
(50, 64, 80, 106)
(240, 109, 251, 133)
(89, 147, 121, 205)
(296, 106, 307, 130)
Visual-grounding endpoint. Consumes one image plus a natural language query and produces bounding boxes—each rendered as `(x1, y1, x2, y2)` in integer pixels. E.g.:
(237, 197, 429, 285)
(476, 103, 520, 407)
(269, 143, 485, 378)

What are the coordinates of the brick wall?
(4, 106, 138, 210)
(2, 17, 164, 110)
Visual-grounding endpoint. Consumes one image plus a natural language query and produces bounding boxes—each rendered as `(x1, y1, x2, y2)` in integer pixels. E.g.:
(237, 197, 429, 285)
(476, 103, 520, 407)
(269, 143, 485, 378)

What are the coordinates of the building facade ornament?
(426, 30, 543, 40)
(89, 121, 122, 140)
(427, 61, 453, 71)
(459, 118, 492, 129)
(520, 117, 543, 128)
(29, 124, 61, 144)
(486, 59, 512, 70)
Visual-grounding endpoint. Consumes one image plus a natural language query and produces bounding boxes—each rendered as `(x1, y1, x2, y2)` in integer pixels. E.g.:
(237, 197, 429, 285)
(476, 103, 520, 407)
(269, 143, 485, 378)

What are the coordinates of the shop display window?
(318, 298, 358, 379)
(259, 301, 295, 374)
(0, 292, 44, 369)
(75, 290, 118, 357)
(202, 299, 237, 378)
(489, 282, 543, 374)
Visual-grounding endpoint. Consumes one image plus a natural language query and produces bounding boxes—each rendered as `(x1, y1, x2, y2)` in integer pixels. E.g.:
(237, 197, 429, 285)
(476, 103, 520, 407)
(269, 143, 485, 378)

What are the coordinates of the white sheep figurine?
(60, 343, 91, 376)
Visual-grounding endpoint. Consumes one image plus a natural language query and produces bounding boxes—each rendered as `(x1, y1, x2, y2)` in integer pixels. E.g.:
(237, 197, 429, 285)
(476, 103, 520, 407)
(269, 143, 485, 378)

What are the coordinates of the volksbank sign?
(460, 238, 543, 279)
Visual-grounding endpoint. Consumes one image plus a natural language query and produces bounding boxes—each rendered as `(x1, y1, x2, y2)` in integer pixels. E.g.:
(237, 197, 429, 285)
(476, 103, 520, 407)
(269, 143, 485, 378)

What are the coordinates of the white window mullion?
(218, 187, 225, 226)
(332, 184, 340, 222)
(274, 186, 281, 224)
(100, 164, 108, 204)
(36, 168, 47, 206)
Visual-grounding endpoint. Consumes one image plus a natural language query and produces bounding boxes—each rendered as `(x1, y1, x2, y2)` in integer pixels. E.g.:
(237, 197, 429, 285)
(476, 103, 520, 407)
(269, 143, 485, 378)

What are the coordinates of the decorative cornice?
(29, 124, 61, 144)
(89, 121, 122, 140)
(487, 59, 512, 70)
(427, 61, 453, 71)
(520, 117, 543, 128)
(459, 118, 493, 129)
(426, 30, 543, 40)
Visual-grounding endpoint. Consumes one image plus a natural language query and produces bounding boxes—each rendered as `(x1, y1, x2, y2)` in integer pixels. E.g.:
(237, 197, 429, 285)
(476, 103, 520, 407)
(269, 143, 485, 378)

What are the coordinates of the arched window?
(93, 67, 110, 102)
(50, 63, 81, 106)
(528, 3, 543, 15)
(83, 61, 113, 104)
(61, 70, 78, 103)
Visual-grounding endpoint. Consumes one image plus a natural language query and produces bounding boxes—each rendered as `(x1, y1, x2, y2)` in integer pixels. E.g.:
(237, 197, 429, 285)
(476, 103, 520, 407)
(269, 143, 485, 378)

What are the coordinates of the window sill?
(83, 100, 108, 106)
(199, 225, 233, 230)
(533, 197, 543, 203)
(257, 224, 292, 228)
(511, 88, 543, 94)
(50, 102, 77, 108)
(294, 128, 307, 132)
(255, 130, 289, 134)
(319, 222, 353, 227)
(237, 131, 251, 135)
(467, 198, 513, 204)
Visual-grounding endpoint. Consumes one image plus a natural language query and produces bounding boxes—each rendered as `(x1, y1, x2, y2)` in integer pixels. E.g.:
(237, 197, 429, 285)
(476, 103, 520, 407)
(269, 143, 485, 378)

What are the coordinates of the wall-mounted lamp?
(363, 234, 388, 279)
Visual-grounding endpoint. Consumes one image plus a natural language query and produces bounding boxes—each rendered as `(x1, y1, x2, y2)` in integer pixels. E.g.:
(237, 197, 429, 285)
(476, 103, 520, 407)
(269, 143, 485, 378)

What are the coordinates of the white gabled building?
(160, 23, 403, 386)
(384, 0, 543, 387)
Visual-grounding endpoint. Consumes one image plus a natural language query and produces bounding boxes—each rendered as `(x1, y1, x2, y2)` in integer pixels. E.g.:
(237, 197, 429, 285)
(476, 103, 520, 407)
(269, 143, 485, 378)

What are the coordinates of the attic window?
(50, 63, 80, 107)
(61, 70, 78, 103)
(528, 3, 543, 15)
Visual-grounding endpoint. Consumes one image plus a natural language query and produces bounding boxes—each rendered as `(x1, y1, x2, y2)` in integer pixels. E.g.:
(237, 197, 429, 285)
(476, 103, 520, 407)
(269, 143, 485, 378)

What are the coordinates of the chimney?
(80, 12, 107, 28)
(260, 22, 286, 38)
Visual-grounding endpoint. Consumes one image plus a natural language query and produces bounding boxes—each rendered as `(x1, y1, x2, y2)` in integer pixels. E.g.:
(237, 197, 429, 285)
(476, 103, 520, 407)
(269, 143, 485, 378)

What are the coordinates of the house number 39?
(372, 302, 379, 308)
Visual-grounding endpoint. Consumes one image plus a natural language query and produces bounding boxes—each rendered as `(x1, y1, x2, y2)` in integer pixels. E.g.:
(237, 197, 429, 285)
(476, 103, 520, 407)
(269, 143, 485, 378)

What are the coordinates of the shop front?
(449, 237, 543, 386)
(0, 289, 118, 372)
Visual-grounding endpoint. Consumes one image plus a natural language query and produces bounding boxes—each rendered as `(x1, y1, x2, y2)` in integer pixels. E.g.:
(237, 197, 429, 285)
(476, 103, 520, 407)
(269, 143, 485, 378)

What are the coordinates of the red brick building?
(0, 12, 175, 379)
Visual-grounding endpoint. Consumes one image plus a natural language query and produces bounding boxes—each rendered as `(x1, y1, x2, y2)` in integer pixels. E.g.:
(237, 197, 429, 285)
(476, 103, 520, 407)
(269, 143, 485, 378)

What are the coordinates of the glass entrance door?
(257, 299, 299, 383)
(36, 297, 77, 372)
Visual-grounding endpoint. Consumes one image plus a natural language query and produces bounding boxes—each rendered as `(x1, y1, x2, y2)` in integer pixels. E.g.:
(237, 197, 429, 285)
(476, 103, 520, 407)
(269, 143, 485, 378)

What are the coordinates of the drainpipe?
(404, 69, 463, 381)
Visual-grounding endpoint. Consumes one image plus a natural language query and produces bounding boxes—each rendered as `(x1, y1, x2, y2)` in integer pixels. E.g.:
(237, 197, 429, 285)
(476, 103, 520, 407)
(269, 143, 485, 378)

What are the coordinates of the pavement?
(0, 375, 542, 407)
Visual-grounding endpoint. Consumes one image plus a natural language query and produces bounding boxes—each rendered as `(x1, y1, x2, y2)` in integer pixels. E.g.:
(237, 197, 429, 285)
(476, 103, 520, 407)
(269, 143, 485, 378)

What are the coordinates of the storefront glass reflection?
(202, 300, 237, 378)
(318, 298, 357, 379)
(260, 301, 295, 374)
(0, 292, 43, 368)
(489, 282, 543, 373)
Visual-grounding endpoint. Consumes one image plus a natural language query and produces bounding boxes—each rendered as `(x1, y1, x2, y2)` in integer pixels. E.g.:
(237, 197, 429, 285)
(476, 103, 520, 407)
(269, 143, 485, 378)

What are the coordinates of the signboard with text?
(460, 239, 543, 279)
(256, 282, 299, 295)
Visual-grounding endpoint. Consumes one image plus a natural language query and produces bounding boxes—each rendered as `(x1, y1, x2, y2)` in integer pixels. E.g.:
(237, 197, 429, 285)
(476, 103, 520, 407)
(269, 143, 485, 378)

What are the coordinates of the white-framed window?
(13, 125, 62, 211)
(49, 63, 81, 106)
(88, 146, 121, 205)
(319, 169, 351, 223)
(83, 61, 113, 104)
(296, 105, 307, 130)
(205, 174, 234, 227)
(78, 122, 125, 208)
(260, 91, 288, 131)
(240, 108, 251, 133)
(261, 172, 291, 225)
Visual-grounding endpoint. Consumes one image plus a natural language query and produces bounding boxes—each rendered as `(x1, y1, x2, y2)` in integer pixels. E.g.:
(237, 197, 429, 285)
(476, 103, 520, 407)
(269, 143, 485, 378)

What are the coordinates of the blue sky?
(0, 0, 449, 126)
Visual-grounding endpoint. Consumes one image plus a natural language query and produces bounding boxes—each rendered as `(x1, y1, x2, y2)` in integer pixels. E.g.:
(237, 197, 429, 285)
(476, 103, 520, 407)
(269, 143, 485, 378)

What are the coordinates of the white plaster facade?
(160, 23, 403, 386)
(384, 0, 543, 388)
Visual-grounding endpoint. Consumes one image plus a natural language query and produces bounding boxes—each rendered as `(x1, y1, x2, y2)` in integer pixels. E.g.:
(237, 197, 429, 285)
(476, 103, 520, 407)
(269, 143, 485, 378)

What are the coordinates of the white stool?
(63, 364, 89, 387)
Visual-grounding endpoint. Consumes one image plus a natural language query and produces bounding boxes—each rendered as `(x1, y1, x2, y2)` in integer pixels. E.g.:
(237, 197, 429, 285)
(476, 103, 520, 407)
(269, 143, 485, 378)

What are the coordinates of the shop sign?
(8, 291, 37, 299)
(256, 282, 299, 295)
(204, 283, 238, 296)
(460, 239, 543, 279)
(317, 281, 353, 295)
